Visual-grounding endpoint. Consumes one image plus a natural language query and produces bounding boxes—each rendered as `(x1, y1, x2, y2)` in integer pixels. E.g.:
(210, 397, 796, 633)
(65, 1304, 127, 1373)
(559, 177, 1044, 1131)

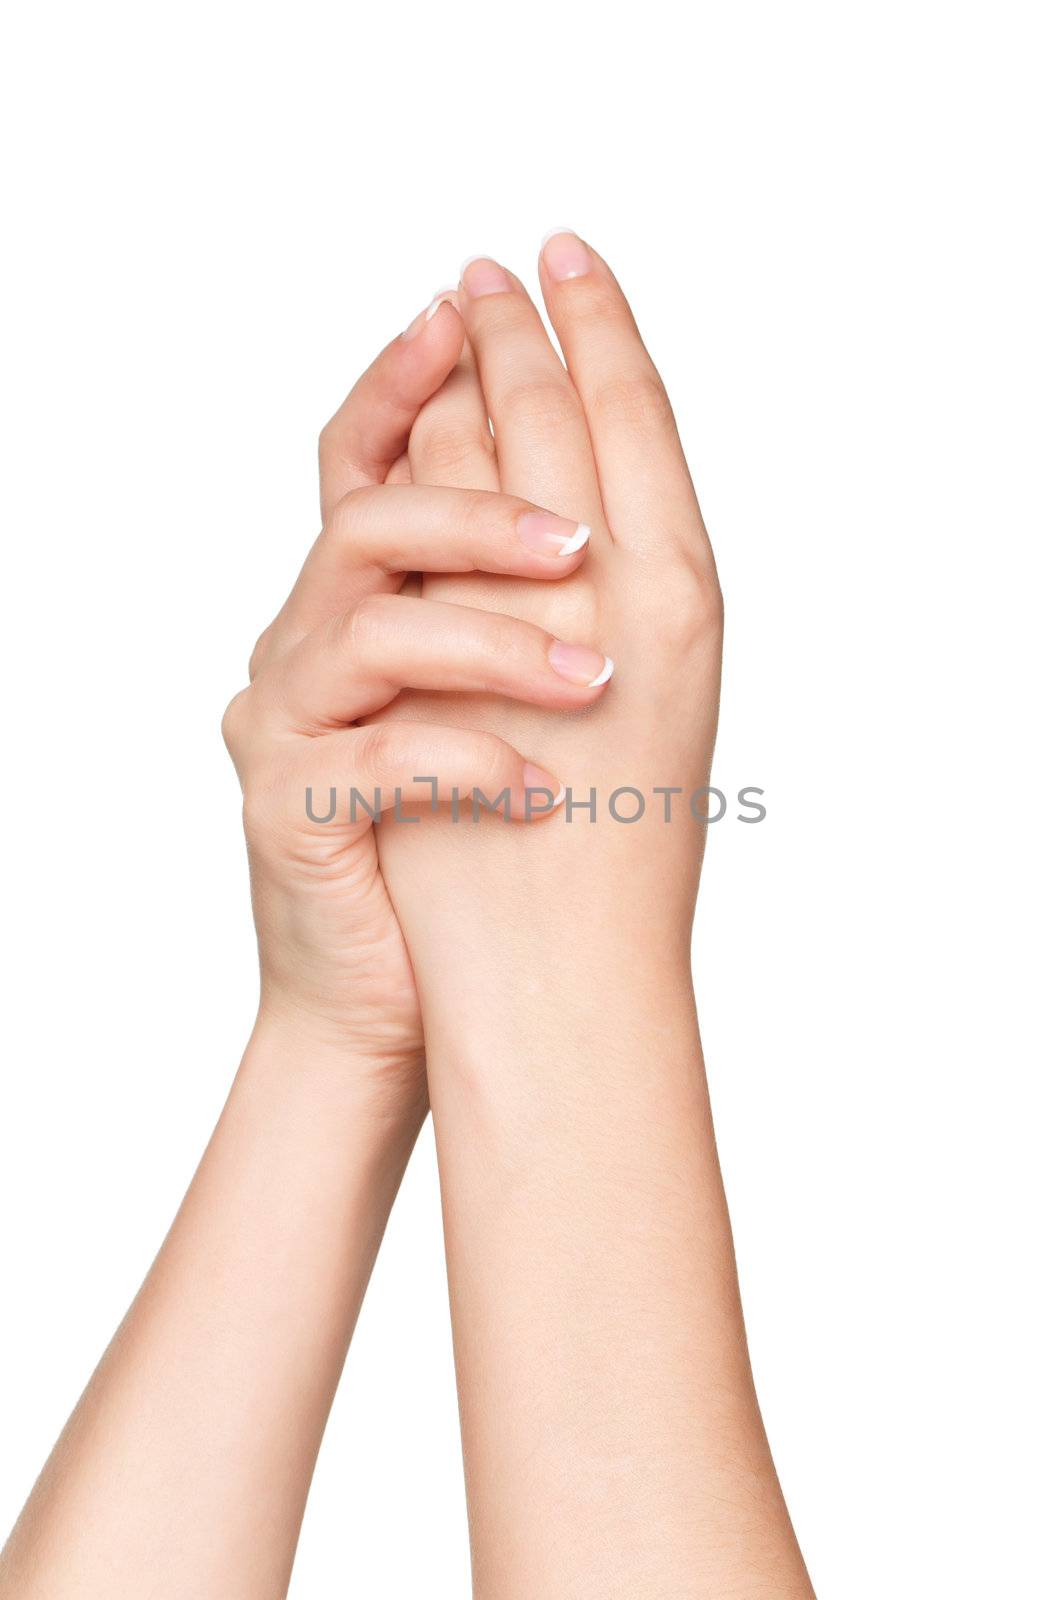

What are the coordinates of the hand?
(367, 244, 815, 1600)
(374, 236, 723, 1008)
(221, 297, 613, 1108)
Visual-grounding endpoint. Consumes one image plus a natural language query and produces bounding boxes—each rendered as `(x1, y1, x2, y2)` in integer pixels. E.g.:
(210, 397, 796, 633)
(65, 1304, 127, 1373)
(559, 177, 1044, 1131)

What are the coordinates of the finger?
(326, 485, 591, 580)
(538, 231, 707, 558)
(409, 340, 499, 490)
(318, 295, 464, 516)
(457, 257, 605, 526)
(300, 722, 564, 830)
(261, 593, 614, 730)
(251, 486, 593, 675)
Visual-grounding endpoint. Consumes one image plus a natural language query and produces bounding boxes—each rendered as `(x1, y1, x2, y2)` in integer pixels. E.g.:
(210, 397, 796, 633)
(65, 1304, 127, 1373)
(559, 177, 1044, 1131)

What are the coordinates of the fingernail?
(522, 763, 564, 815)
(548, 641, 614, 688)
(427, 289, 455, 321)
(541, 229, 592, 282)
(517, 511, 591, 558)
(461, 257, 511, 298)
(401, 290, 457, 341)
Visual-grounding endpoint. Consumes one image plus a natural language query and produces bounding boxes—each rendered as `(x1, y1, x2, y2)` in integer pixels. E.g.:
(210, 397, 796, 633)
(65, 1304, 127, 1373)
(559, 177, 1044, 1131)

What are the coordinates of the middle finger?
(458, 257, 607, 534)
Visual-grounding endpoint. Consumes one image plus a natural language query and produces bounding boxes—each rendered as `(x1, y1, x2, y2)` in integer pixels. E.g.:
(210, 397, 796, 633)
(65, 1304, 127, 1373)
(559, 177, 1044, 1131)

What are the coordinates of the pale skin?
(0, 235, 813, 1598)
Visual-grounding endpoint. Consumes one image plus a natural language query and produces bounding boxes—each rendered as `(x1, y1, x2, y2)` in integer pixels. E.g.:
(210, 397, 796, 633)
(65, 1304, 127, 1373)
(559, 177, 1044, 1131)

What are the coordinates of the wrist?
(244, 1005, 428, 1143)
(420, 956, 700, 1108)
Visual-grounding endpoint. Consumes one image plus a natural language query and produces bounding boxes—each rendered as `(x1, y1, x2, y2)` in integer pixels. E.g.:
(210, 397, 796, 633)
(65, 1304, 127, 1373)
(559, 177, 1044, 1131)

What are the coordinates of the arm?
(0, 313, 454, 1600)
(0, 1025, 424, 1599)
(378, 236, 814, 1596)
(0, 296, 609, 1598)
(424, 952, 806, 1600)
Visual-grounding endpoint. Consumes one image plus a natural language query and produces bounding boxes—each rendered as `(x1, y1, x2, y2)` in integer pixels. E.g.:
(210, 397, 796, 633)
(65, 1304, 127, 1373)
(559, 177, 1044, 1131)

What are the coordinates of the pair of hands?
(0, 235, 817, 1600)
(222, 233, 723, 1109)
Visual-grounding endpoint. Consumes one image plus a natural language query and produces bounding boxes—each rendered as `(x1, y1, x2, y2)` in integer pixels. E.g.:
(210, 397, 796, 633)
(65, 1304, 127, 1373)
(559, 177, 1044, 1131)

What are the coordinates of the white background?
(1, 3, 1060, 1594)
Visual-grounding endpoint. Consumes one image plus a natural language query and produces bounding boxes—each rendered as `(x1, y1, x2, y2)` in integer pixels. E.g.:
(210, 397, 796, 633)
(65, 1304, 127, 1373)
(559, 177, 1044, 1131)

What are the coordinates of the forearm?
(0, 1019, 425, 1599)
(422, 952, 811, 1599)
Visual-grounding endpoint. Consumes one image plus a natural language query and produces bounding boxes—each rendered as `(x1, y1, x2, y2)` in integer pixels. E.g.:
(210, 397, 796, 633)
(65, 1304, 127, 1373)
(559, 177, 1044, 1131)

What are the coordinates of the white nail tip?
(541, 227, 578, 248)
(552, 786, 568, 810)
(425, 295, 447, 322)
(557, 522, 591, 557)
(588, 657, 614, 689)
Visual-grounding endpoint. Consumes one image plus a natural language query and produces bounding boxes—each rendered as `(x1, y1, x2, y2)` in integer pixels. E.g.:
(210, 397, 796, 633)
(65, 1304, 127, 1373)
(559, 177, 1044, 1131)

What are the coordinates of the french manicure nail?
(541, 229, 592, 282)
(522, 763, 563, 811)
(401, 290, 456, 341)
(426, 290, 455, 321)
(517, 511, 591, 558)
(548, 640, 614, 688)
(461, 257, 511, 298)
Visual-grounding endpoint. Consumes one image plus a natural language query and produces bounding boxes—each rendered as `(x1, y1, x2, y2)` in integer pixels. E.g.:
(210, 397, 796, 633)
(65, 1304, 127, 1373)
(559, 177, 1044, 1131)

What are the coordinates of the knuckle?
(651, 560, 723, 645)
(457, 490, 488, 543)
(240, 777, 282, 847)
(703, 575, 725, 632)
(477, 611, 528, 670)
(220, 687, 253, 756)
(340, 592, 391, 656)
(356, 719, 406, 783)
(560, 286, 629, 330)
(413, 418, 492, 476)
(323, 485, 369, 543)
(473, 294, 530, 338)
(536, 577, 603, 644)
(473, 731, 513, 792)
(592, 370, 675, 437)
(317, 421, 336, 469)
(499, 374, 581, 431)
(247, 626, 272, 680)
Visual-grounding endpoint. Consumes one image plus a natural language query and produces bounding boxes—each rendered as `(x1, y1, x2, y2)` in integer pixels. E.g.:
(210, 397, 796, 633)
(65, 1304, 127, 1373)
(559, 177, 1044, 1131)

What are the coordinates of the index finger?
(318, 295, 465, 516)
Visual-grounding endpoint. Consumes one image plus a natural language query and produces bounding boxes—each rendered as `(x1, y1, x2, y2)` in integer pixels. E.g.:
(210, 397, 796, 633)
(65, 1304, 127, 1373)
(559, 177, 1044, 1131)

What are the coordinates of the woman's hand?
(0, 288, 621, 1600)
(368, 240, 810, 1598)
(222, 297, 612, 1108)
(374, 237, 724, 1003)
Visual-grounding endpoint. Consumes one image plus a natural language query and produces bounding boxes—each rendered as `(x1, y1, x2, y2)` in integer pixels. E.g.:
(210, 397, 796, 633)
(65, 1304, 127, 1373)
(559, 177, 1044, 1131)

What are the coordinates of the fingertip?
(399, 290, 463, 347)
(427, 289, 460, 322)
(459, 257, 513, 298)
(425, 292, 463, 333)
(520, 763, 565, 822)
(515, 511, 592, 567)
(385, 298, 466, 410)
(539, 229, 593, 285)
(319, 304, 468, 508)
(558, 521, 591, 557)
